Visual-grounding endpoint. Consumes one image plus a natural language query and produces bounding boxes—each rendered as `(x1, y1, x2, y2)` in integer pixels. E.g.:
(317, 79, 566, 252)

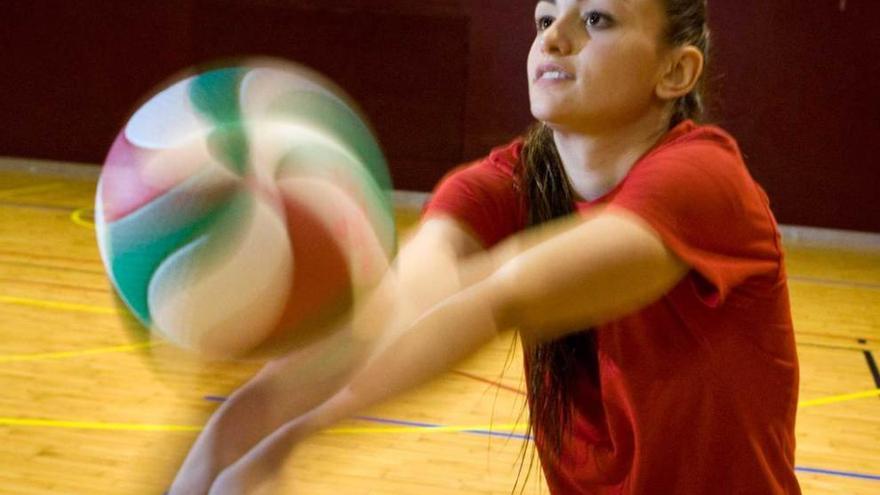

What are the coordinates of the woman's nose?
(541, 20, 573, 56)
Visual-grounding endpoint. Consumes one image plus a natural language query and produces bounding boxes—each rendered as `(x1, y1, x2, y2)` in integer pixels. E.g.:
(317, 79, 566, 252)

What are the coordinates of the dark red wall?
(1, 1, 878, 231)
(709, 0, 880, 232)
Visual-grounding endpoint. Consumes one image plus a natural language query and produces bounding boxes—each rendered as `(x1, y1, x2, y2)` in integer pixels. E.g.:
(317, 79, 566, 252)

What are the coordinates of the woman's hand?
(206, 413, 315, 495)
(208, 459, 279, 495)
(166, 439, 222, 495)
(167, 324, 367, 495)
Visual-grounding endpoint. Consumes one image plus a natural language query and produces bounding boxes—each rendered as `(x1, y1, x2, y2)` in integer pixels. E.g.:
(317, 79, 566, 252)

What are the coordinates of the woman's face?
(527, 0, 671, 132)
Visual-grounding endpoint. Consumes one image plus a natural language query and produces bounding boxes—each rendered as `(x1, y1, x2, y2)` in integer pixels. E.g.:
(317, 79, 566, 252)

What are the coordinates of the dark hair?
(665, 0, 711, 127)
(515, 0, 711, 469)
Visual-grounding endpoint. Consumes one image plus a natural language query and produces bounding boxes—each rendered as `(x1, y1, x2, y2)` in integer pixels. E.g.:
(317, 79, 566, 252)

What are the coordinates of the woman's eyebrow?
(538, 0, 634, 6)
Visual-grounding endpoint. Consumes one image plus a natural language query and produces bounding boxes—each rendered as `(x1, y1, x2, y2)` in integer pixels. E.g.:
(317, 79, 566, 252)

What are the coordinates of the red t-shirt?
(424, 121, 801, 494)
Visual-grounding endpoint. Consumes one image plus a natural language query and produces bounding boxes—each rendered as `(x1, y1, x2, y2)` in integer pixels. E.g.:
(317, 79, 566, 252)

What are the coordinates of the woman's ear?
(656, 46, 704, 101)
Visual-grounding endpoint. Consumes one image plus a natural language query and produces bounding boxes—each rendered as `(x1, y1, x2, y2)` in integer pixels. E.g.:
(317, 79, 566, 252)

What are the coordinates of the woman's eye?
(536, 15, 555, 32)
(584, 11, 613, 29)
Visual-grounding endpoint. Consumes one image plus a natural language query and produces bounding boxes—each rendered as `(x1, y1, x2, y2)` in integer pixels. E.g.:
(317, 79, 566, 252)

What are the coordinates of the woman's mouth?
(536, 63, 575, 82)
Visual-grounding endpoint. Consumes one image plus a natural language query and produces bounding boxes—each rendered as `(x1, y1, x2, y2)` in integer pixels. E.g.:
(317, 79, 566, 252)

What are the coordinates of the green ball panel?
(104, 171, 241, 325)
(266, 91, 393, 192)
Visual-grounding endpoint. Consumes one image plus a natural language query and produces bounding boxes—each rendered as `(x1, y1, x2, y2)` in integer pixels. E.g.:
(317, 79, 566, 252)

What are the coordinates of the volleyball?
(94, 59, 396, 358)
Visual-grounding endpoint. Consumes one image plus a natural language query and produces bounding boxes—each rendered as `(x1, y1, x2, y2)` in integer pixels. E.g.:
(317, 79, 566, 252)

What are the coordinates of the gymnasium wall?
(1, 1, 877, 232)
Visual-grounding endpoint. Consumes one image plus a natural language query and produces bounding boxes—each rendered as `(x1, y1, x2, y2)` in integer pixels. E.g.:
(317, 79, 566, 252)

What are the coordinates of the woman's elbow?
(483, 259, 560, 335)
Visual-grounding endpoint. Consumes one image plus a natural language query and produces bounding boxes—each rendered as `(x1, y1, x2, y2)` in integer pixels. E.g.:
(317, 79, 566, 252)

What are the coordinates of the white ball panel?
(148, 198, 293, 357)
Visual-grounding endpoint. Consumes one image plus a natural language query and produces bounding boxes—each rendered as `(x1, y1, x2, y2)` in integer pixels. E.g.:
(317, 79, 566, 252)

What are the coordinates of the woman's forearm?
(214, 276, 505, 489)
(304, 278, 503, 438)
(349, 278, 502, 401)
(176, 221, 487, 493)
(208, 218, 590, 481)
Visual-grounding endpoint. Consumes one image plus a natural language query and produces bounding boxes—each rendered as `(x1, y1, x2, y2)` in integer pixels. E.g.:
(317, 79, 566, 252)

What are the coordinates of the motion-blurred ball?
(95, 59, 396, 358)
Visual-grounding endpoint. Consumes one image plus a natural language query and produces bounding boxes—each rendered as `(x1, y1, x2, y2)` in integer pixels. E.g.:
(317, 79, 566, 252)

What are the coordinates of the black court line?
(788, 275, 880, 291)
(798, 340, 868, 353)
(0, 249, 102, 265)
(0, 259, 105, 276)
(0, 201, 85, 212)
(795, 330, 873, 353)
(858, 339, 880, 393)
(0, 277, 109, 293)
(865, 352, 880, 389)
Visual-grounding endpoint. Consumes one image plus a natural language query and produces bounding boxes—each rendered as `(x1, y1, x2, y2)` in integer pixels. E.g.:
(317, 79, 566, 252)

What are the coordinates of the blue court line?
(202, 401, 880, 482)
(202, 396, 529, 440)
(795, 465, 880, 482)
(352, 417, 880, 484)
(354, 415, 531, 441)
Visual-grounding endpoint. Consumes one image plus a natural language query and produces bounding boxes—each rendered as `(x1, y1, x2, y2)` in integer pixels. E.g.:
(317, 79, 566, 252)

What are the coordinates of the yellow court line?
(1, 390, 878, 434)
(1, 293, 877, 429)
(798, 389, 880, 408)
(0, 341, 160, 363)
(70, 207, 95, 228)
(0, 182, 64, 199)
(0, 295, 117, 315)
(0, 417, 202, 432)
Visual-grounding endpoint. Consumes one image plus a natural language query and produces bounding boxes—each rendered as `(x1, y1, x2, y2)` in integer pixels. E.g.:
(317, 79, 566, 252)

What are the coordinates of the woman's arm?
(207, 208, 688, 493)
(490, 207, 689, 339)
(168, 216, 483, 495)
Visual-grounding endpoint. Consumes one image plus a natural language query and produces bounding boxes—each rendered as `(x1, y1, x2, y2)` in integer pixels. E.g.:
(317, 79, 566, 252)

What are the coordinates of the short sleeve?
(423, 141, 526, 248)
(609, 128, 782, 307)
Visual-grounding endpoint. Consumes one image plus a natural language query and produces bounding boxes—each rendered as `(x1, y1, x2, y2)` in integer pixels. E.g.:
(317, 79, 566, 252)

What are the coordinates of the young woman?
(170, 0, 801, 493)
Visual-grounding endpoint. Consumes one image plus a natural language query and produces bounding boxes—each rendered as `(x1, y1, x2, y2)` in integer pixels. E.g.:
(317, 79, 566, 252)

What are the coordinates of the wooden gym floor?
(0, 158, 878, 494)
